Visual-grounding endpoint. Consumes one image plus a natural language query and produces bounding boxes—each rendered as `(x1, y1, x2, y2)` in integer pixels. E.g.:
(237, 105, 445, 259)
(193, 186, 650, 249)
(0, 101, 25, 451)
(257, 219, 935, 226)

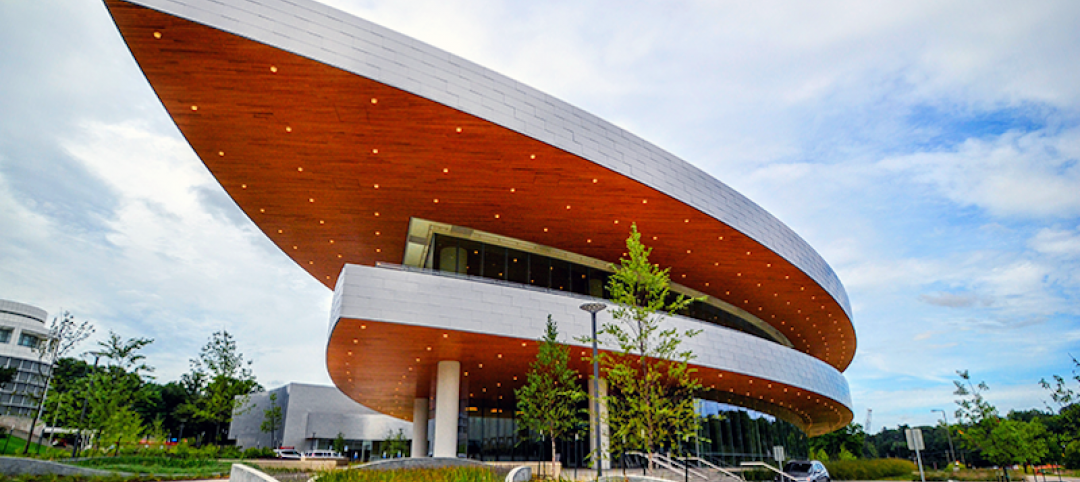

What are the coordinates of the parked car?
(303, 449, 344, 459)
(777, 460, 830, 482)
(274, 448, 302, 459)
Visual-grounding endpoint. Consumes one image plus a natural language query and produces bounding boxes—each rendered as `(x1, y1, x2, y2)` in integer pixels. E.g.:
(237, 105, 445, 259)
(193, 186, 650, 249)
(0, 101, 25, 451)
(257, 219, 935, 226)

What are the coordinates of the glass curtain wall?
(462, 398, 805, 467)
(429, 234, 778, 344)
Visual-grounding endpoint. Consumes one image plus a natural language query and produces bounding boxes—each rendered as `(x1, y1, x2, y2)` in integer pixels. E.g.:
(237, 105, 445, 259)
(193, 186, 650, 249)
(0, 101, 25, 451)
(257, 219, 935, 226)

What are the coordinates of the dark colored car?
(776, 460, 830, 482)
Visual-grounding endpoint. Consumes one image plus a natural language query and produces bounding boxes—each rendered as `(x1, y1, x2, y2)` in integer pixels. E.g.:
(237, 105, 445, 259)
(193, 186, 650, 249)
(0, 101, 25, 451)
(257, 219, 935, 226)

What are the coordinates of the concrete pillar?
(433, 360, 460, 457)
(588, 377, 610, 469)
(411, 397, 429, 458)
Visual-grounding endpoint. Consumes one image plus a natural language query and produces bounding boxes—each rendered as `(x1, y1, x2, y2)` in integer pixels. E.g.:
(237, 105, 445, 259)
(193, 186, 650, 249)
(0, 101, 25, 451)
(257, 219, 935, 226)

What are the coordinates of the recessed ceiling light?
(153, 32, 162, 39)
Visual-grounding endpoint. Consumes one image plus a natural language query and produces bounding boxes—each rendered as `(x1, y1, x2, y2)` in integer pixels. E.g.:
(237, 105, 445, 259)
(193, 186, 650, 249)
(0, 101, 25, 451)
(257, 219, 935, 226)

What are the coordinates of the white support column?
(433, 360, 460, 458)
(589, 377, 610, 469)
(411, 397, 429, 458)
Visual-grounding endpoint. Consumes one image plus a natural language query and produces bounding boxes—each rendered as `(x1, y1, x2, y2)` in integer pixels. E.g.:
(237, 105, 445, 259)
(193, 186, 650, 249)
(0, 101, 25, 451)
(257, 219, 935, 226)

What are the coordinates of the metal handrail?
(679, 455, 745, 481)
(739, 461, 800, 482)
(627, 452, 709, 481)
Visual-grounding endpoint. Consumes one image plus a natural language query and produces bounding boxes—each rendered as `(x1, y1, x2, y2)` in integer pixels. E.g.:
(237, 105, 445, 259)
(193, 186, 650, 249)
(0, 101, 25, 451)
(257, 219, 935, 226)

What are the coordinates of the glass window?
(482, 245, 507, 280)
(506, 250, 529, 285)
(570, 264, 588, 295)
(17, 334, 38, 348)
(587, 269, 608, 298)
(434, 236, 466, 274)
(549, 259, 570, 291)
(459, 239, 484, 277)
(528, 255, 549, 288)
(0, 329, 10, 344)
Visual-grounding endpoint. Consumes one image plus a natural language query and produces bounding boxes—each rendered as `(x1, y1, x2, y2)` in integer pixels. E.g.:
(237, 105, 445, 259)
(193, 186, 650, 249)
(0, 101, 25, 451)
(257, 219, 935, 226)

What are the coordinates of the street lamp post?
(580, 302, 606, 480)
(931, 409, 958, 467)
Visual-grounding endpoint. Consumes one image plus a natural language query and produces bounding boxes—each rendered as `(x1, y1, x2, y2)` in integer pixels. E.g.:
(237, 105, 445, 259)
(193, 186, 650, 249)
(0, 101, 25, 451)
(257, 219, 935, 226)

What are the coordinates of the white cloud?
(3, 120, 334, 386)
(1029, 226, 1080, 256)
(879, 128, 1080, 219)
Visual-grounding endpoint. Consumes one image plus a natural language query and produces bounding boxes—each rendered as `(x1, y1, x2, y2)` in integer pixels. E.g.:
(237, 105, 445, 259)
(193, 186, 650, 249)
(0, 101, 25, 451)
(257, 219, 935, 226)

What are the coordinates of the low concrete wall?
(0, 456, 116, 477)
(506, 466, 532, 482)
(232, 463, 278, 482)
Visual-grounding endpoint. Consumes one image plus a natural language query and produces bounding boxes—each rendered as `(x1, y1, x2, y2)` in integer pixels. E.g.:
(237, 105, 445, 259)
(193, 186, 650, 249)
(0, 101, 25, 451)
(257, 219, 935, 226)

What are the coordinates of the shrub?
(243, 447, 276, 459)
(218, 445, 242, 459)
(823, 458, 915, 480)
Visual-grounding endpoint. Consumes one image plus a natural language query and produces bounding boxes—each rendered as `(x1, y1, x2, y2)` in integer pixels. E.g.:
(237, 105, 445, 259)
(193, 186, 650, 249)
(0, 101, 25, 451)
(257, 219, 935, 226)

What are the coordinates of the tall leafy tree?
(179, 330, 261, 444)
(515, 315, 587, 467)
(594, 224, 702, 468)
(89, 333, 154, 453)
(954, 370, 1048, 478)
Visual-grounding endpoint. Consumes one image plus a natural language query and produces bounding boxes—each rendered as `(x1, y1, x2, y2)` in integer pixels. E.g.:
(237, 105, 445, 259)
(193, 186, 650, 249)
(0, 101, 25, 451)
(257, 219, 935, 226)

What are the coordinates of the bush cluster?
(823, 458, 915, 480)
(242, 447, 276, 459)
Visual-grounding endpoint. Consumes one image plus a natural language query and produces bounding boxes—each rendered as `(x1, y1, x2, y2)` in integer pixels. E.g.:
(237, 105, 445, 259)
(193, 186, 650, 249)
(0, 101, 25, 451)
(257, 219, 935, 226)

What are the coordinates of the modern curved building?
(0, 299, 53, 423)
(105, 0, 856, 463)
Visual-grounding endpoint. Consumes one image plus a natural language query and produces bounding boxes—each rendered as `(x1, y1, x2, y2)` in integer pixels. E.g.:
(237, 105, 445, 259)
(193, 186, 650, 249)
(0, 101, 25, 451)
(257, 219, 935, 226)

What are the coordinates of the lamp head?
(580, 303, 606, 314)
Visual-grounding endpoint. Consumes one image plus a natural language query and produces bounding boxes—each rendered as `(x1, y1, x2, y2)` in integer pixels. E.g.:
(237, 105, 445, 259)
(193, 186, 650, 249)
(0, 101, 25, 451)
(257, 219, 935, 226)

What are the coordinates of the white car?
(274, 448, 302, 459)
(303, 450, 343, 459)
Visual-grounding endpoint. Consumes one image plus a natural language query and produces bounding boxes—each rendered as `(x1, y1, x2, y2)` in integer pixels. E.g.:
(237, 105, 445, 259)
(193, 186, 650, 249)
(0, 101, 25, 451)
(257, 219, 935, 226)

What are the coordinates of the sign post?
(773, 446, 785, 466)
(905, 428, 926, 482)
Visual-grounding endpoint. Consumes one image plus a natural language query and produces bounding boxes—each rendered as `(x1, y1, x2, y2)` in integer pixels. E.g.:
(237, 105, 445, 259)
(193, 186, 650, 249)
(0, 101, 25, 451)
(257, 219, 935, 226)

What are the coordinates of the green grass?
(72, 456, 231, 477)
(315, 467, 500, 482)
(0, 434, 70, 458)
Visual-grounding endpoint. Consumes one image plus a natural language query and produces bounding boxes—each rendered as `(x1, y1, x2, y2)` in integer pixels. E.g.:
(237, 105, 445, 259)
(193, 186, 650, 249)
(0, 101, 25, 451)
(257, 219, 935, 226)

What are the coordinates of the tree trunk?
(551, 432, 557, 476)
(23, 372, 53, 454)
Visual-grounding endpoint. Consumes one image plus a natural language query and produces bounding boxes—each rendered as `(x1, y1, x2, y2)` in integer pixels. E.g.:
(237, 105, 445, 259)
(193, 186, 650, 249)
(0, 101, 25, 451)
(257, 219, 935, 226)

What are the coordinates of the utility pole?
(863, 409, 873, 458)
(932, 409, 957, 468)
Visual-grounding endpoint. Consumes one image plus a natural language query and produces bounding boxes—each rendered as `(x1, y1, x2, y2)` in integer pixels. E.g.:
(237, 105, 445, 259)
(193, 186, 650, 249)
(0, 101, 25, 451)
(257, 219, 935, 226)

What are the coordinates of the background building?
(229, 383, 411, 459)
(0, 299, 53, 432)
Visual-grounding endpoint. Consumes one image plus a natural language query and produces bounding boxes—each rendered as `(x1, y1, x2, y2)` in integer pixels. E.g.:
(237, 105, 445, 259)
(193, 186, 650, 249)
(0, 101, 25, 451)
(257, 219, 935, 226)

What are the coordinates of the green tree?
(333, 432, 346, 454)
(89, 333, 154, 454)
(179, 330, 261, 444)
(515, 315, 587, 467)
(260, 392, 283, 448)
(810, 422, 866, 460)
(954, 370, 1048, 479)
(382, 428, 409, 457)
(595, 224, 702, 468)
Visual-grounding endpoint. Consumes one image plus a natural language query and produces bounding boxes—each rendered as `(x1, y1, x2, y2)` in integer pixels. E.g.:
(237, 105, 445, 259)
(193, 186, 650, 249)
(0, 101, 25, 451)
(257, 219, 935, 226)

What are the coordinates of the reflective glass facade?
(428, 234, 784, 345)
(462, 398, 806, 467)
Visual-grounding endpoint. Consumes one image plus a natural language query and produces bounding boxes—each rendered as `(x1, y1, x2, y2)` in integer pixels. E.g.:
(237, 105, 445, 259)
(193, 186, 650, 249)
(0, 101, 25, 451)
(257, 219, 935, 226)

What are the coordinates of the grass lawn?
(315, 467, 501, 482)
(0, 434, 70, 458)
(71, 456, 231, 477)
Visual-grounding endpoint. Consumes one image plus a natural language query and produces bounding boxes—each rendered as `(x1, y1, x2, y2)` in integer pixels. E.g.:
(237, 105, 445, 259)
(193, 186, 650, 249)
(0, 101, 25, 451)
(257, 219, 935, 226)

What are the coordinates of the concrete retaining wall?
(232, 463, 278, 482)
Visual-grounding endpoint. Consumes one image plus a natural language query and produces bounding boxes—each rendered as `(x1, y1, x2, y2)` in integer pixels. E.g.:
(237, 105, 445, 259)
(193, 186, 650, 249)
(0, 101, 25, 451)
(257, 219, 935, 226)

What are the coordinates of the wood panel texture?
(327, 318, 850, 436)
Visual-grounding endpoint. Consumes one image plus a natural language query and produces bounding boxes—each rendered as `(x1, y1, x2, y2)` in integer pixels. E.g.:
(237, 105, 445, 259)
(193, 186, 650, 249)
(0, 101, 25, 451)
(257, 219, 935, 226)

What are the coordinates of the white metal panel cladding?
(330, 264, 853, 410)
(117, 0, 852, 319)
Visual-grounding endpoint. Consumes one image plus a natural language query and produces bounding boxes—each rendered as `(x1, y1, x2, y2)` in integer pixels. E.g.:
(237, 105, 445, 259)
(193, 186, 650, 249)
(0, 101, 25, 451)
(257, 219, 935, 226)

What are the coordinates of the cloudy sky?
(2, 0, 1078, 432)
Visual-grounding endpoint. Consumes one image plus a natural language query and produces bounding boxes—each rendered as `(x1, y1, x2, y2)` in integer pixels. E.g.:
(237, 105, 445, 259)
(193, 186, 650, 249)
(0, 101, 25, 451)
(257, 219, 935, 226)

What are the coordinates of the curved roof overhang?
(104, 0, 857, 370)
